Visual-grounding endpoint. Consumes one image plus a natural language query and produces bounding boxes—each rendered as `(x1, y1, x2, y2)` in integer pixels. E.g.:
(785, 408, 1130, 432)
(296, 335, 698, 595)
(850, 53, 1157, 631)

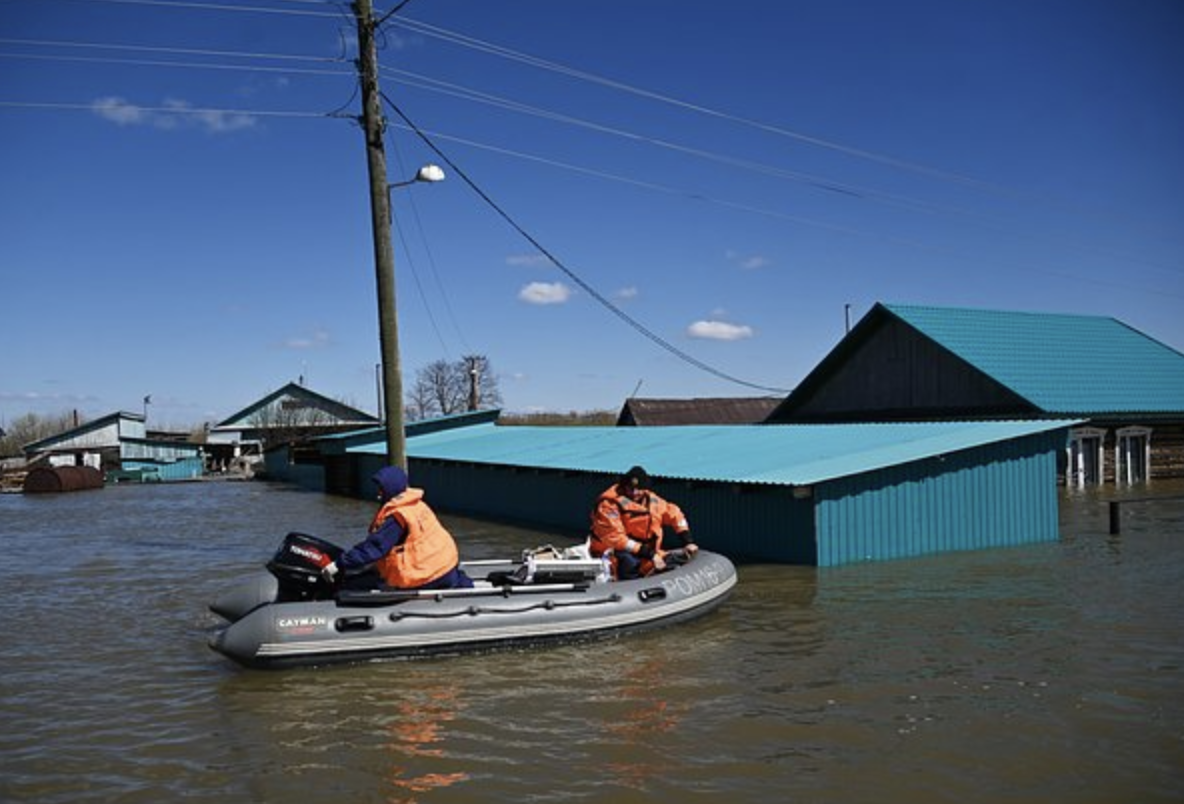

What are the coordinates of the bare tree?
(407, 355, 502, 420)
(405, 376, 438, 422)
(0, 411, 84, 457)
(247, 398, 337, 448)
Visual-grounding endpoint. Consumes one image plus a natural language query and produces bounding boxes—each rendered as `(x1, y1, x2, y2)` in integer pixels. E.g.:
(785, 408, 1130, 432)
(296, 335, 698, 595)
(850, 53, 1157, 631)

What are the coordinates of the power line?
(6, 7, 1179, 291)
(6, 37, 1180, 274)
(48, 0, 341, 18)
(380, 92, 792, 395)
(385, 14, 1184, 254)
(16, 2, 1181, 254)
(0, 36, 349, 66)
(386, 16, 1000, 194)
(0, 99, 330, 119)
(379, 65, 995, 223)
(0, 50, 351, 78)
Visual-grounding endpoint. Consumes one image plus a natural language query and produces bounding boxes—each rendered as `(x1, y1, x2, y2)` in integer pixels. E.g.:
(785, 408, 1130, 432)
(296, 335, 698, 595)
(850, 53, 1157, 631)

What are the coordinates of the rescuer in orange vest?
(321, 466, 473, 590)
(589, 465, 698, 580)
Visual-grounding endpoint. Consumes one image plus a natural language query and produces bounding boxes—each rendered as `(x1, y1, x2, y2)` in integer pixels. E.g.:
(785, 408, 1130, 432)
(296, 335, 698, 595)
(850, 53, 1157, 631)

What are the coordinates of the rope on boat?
(388, 593, 623, 621)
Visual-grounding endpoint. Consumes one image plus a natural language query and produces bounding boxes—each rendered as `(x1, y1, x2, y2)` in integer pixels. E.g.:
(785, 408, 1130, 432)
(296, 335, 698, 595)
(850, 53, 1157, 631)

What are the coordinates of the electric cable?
(380, 91, 792, 394)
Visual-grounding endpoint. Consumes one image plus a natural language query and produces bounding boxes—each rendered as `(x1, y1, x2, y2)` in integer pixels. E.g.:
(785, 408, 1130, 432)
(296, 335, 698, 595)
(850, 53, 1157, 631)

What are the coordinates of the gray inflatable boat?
(208, 533, 737, 669)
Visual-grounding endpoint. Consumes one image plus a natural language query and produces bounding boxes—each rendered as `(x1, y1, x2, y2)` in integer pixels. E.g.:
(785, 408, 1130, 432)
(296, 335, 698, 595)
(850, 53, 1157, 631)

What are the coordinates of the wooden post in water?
(1109, 501, 1122, 534)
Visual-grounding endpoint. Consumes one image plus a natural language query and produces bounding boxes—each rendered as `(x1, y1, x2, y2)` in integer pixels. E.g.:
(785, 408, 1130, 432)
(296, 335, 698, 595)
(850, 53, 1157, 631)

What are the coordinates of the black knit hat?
(620, 465, 650, 489)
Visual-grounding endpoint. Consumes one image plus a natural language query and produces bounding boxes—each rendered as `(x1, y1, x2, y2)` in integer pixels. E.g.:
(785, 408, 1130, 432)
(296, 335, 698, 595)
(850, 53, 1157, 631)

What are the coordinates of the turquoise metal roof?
(365, 419, 1081, 487)
(884, 304, 1184, 414)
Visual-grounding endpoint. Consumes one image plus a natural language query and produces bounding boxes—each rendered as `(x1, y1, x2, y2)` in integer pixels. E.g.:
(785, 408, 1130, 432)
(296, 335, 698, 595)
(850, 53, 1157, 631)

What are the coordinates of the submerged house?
(205, 381, 379, 471)
(257, 302, 1182, 564)
(271, 413, 1080, 567)
(21, 411, 203, 482)
(766, 303, 1184, 486)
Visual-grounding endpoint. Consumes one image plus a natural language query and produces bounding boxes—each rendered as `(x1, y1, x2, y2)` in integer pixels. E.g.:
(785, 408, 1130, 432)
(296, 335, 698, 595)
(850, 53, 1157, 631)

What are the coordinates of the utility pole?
(353, 0, 405, 469)
(467, 356, 480, 411)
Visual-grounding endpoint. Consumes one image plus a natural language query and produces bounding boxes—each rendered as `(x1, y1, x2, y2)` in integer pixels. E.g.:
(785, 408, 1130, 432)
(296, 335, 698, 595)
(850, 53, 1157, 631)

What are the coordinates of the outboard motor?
(266, 532, 344, 602)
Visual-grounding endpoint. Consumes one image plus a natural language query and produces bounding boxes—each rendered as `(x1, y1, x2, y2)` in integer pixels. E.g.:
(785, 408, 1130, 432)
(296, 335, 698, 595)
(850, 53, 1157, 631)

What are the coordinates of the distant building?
(206, 381, 379, 472)
(616, 396, 781, 426)
(765, 303, 1184, 485)
(21, 411, 203, 482)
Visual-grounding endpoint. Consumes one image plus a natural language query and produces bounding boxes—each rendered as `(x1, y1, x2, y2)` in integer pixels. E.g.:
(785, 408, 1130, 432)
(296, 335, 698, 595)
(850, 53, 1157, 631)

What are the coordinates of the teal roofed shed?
(296, 415, 1080, 567)
(766, 303, 1184, 484)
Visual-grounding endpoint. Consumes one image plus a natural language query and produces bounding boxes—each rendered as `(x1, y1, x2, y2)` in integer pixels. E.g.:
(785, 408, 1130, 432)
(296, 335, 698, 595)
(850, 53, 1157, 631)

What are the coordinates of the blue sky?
(2, 0, 1182, 428)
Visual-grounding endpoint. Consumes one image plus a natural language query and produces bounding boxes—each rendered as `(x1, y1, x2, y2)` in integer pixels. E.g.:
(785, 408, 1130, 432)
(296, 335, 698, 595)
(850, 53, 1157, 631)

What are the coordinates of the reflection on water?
(385, 681, 470, 800)
(1, 479, 1183, 803)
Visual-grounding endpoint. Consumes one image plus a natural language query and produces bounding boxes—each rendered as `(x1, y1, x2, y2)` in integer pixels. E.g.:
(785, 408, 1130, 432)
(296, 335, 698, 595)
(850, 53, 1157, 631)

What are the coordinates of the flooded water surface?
(1, 480, 1182, 803)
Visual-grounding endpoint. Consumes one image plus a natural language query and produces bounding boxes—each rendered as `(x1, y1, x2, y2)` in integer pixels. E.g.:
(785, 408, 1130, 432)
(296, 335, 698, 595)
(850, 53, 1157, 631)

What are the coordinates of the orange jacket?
(589, 483, 689, 557)
(371, 488, 460, 588)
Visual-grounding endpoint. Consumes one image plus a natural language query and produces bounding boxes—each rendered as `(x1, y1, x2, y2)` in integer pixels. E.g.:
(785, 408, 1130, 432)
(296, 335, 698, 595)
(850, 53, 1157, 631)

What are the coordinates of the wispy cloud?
(92, 96, 257, 133)
(506, 254, 553, 268)
(687, 320, 755, 341)
(282, 328, 331, 350)
(519, 282, 571, 304)
(726, 250, 772, 270)
(0, 390, 99, 404)
(614, 286, 638, 301)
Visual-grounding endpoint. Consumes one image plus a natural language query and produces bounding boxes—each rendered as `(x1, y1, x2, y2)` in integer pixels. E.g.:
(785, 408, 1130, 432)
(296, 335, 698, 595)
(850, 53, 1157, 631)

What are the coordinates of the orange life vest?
(371, 488, 459, 589)
(589, 483, 689, 558)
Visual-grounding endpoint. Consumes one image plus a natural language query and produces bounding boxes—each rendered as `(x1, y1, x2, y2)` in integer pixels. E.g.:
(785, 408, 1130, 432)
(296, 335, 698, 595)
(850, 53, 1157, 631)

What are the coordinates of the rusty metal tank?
(22, 466, 104, 494)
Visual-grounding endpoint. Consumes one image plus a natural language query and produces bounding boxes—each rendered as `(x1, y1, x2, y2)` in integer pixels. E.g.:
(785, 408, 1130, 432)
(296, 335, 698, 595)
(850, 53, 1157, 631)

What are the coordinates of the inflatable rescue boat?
(208, 533, 736, 669)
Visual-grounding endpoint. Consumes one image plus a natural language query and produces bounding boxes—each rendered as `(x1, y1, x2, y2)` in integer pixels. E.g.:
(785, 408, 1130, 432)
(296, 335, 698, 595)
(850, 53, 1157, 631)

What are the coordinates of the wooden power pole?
(353, 0, 405, 469)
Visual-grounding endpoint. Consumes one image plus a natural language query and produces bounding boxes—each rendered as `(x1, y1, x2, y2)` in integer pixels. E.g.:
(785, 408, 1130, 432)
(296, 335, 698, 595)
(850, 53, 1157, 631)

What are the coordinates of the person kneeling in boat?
(321, 466, 473, 591)
(589, 465, 698, 580)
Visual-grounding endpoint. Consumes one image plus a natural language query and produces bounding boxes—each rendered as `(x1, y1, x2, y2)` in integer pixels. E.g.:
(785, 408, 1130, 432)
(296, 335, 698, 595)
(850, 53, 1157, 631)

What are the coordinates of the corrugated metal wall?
(405, 459, 817, 562)
(121, 458, 204, 481)
(304, 427, 1066, 566)
(408, 460, 608, 537)
(813, 430, 1062, 566)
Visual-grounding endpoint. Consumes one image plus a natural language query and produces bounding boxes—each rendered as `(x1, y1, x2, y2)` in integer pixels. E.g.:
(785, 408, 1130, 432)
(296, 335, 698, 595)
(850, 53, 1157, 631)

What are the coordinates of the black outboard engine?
(266, 532, 344, 602)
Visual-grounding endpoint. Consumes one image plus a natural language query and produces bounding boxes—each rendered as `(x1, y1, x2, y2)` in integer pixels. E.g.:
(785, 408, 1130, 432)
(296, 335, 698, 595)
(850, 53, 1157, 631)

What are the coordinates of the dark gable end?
(618, 397, 781, 426)
(767, 304, 1036, 423)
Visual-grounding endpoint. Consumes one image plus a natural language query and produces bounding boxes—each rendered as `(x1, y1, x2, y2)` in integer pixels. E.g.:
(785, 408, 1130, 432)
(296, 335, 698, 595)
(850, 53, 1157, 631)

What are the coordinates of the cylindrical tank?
(22, 466, 104, 494)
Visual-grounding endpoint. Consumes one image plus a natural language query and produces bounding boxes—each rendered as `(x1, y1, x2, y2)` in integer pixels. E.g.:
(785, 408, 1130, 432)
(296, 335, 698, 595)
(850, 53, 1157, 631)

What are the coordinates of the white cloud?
(283, 329, 331, 350)
(92, 96, 147, 126)
(726, 250, 772, 270)
(687, 320, 754, 341)
(614, 286, 639, 301)
(506, 254, 553, 268)
(519, 282, 571, 305)
(165, 98, 256, 132)
(91, 96, 256, 133)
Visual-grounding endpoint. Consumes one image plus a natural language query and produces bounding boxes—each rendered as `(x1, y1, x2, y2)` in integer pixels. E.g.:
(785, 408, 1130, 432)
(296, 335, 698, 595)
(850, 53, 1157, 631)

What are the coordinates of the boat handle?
(335, 615, 375, 633)
(637, 587, 667, 603)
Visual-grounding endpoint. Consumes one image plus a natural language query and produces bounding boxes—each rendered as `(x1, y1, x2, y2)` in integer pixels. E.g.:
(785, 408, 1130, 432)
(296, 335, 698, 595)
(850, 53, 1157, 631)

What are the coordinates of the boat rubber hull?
(208, 551, 736, 669)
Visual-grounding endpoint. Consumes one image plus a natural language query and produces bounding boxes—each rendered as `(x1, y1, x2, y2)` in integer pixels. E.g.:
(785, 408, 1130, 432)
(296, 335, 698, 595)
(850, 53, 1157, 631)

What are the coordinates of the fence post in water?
(1109, 501, 1121, 535)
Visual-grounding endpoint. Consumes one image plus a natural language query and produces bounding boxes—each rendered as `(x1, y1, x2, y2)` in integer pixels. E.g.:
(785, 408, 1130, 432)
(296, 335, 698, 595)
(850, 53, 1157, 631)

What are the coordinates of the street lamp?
(389, 163, 445, 190)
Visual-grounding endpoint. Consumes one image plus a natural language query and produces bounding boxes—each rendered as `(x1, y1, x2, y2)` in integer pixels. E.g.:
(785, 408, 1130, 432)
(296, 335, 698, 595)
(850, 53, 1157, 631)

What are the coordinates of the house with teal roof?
(766, 303, 1184, 485)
